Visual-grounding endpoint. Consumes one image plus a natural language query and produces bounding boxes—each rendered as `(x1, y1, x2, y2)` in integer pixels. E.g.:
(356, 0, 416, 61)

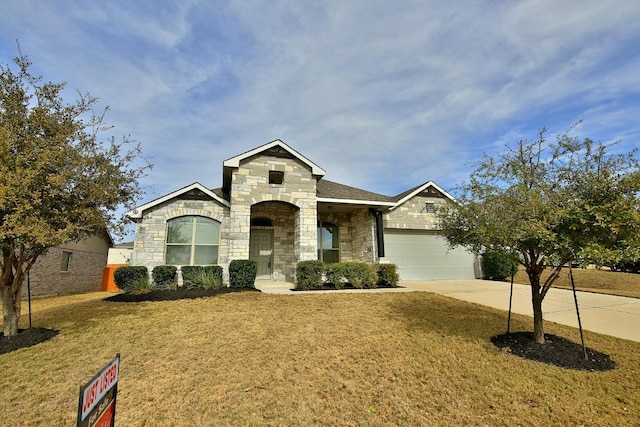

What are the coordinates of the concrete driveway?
(256, 279, 640, 342)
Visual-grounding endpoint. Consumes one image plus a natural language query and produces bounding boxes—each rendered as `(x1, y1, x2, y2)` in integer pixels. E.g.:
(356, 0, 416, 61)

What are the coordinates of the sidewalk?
(255, 279, 640, 342)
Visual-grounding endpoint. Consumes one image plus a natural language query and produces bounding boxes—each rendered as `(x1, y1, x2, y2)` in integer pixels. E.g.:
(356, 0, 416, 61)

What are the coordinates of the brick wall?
(24, 246, 107, 298)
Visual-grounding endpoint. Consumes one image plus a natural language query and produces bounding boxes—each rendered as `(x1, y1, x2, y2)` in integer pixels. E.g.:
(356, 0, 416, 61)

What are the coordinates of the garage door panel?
(383, 230, 476, 280)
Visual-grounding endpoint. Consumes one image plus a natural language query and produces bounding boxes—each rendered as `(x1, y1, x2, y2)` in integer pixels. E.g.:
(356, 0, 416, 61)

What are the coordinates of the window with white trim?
(165, 216, 220, 265)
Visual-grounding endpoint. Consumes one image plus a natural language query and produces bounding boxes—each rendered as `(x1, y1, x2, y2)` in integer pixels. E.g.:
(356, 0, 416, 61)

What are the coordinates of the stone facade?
(131, 198, 230, 271)
(384, 195, 448, 230)
(318, 208, 377, 264)
(128, 141, 467, 283)
(251, 201, 297, 281)
(228, 154, 318, 264)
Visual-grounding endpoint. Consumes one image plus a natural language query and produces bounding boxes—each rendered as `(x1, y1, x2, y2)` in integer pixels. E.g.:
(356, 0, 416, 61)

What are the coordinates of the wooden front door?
(250, 230, 273, 280)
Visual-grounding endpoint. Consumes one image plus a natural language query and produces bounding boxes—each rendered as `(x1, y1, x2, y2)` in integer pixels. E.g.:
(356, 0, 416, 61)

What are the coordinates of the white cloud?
(1, 0, 639, 209)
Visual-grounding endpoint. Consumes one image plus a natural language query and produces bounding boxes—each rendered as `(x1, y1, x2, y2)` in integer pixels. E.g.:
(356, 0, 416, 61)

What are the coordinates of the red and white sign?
(78, 355, 120, 426)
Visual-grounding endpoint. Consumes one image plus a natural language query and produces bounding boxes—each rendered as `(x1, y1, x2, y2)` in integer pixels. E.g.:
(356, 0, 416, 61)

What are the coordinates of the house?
(24, 232, 112, 297)
(128, 140, 477, 282)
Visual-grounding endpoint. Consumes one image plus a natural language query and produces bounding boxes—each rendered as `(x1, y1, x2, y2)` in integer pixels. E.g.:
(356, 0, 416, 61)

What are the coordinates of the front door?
(249, 230, 273, 280)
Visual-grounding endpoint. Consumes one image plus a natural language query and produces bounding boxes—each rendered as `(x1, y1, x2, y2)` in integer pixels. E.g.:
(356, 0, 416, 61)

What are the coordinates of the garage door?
(382, 230, 476, 280)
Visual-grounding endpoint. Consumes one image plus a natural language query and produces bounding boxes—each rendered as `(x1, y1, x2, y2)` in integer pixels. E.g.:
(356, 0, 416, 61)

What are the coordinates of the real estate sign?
(77, 354, 120, 427)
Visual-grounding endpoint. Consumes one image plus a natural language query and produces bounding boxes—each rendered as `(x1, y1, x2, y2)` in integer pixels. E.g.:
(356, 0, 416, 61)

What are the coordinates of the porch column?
(228, 179, 251, 260)
(295, 200, 318, 262)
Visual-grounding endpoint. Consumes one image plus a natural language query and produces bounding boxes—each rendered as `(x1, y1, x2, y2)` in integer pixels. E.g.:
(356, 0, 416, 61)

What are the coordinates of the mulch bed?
(491, 331, 616, 371)
(292, 284, 403, 291)
(0, 328, 59, 355)
(104, 287, 260, 302)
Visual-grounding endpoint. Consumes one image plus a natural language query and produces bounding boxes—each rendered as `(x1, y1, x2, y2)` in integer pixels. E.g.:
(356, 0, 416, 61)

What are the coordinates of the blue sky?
(2, 1, 639, 230)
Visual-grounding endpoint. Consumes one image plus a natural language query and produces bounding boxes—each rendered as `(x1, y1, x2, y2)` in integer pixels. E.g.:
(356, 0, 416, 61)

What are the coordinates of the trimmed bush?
(296, 260, 325, 290)
(482, 250, 519, 281)
(152, 265, 177, 290)
(324, 263, 347, 289)
(113, 266, 149, 292)
(229, 260, 257, 288)
(343, 262, 377, 288)
(323, 262, 377, 289)
(181, 266, 223, 290)
(377, 263, 400, 287)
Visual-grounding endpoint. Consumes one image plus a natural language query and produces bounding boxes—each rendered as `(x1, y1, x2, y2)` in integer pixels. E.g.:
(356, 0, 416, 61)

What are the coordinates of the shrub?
(296, 260, 325, 290)
(182, 266, 223, 290)
(377, 263, 400, 287)
(342, 262, 377, 289)
(129, 275, 155, 292)
(323, 262, 377, 289)
(229, 260, 257, 288)
(152, 265, 177, 290)
(324, 263, 347, 289)
(482, 250, 519, 281)
(113, 266, 149, 292)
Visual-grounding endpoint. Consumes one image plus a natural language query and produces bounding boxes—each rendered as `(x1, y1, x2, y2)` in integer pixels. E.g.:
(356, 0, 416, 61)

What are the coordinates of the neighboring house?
(128, 140, 477, 282)
(107, 241, 134, 264)
(24, 232, 112, 297)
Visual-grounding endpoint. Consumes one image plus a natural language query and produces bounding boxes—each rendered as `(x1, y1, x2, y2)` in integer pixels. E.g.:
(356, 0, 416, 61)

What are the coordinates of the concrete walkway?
(255, 279, 640, 342)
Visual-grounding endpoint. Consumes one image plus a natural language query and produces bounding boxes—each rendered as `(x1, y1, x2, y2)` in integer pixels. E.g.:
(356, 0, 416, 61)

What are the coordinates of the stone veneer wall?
(350, 209, 377, 263)
(383, 196, 447, 230)
(318, 208, 376, 264)
(131, 198, 230, 274)
(251, 201, 297, 281)
(228, 155, 318, 270)
(24, 247, 107, 297)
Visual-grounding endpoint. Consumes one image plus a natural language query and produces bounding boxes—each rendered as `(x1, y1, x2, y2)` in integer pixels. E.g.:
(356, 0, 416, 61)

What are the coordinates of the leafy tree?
(438, 126, 640, 343)
(0, 50, 150, 336)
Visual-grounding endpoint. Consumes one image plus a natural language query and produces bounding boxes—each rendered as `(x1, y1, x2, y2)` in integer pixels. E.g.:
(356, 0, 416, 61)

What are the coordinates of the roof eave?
(126, 182, 230, 219)
(389, 181, 457, 211)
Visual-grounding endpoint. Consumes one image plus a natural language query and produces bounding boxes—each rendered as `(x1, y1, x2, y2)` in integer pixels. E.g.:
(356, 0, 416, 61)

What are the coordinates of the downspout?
(370, 209, 385, 258)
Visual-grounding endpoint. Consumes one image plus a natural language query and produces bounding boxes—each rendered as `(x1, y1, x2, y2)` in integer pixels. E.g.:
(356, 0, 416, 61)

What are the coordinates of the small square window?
(269, 171, 285, 185)
(60, 251, 72, 272)
(425, 202, 435, 214)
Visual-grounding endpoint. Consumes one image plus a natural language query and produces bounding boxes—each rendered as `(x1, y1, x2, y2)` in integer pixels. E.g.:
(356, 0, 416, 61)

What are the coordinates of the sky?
(1, 1, 639, 239)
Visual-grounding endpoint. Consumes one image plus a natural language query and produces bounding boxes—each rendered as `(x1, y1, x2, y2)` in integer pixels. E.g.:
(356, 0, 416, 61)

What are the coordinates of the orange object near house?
(102, 264, 128, 292)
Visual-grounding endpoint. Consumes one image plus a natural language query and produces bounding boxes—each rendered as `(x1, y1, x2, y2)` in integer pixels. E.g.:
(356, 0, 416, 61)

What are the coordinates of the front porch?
(248, 200, 381, 282)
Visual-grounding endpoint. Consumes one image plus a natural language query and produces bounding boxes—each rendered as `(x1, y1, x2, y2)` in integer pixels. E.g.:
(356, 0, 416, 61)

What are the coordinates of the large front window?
(318, 221, 339, 263)
(165, 216, 220, 265)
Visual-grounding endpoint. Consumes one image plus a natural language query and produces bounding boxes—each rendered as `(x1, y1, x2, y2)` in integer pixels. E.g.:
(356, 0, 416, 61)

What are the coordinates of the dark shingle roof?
(391, 182, 428, 202)
(317, 180, 394, 202)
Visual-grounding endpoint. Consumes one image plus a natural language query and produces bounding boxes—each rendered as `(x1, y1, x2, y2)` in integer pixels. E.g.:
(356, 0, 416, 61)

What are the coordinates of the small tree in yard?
(438, 126, 640, 344)
(0, 50, 150, 336)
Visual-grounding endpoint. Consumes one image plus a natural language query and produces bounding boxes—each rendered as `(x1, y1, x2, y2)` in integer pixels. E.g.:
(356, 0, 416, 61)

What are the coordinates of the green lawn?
(1, 290, 639, 426)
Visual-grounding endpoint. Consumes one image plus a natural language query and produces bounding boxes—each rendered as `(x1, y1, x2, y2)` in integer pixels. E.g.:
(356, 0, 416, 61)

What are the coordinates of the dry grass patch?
(513, 267, 640, 298)
(1, 291, 639, 426)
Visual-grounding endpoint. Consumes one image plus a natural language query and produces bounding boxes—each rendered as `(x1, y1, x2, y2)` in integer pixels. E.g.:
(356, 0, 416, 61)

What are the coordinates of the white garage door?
(382, 230, 476, 280)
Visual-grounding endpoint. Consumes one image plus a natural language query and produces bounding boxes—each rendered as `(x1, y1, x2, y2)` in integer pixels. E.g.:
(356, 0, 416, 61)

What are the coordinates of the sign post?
(77, 354, 120, 427)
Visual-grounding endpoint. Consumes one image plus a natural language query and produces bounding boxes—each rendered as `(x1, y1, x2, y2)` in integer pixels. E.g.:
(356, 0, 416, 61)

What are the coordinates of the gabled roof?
(222, 139, 326, 195)
(389, 181, 456, 210)
(317, 180, 395, 206)
(127, 182, 230, 219)
(223, 139, 326, 176)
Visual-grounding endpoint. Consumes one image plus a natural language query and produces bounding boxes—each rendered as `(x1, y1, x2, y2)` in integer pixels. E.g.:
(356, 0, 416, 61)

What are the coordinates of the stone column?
(295, 200, 318, 262)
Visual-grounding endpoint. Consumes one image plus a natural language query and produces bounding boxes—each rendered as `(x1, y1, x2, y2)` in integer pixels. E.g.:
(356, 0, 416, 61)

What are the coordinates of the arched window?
(317, 221, 339, 263)
(165, 216, 220, 265)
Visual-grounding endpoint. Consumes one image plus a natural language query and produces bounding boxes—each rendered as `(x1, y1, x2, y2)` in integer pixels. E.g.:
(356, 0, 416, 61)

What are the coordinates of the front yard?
(1, 290, 639, 426)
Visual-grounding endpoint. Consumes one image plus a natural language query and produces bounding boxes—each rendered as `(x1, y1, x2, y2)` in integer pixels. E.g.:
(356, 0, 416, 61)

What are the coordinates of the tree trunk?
(1, 280, 22, 337)
(527, 267, 546, 344)
(531, 286, 545, 344)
